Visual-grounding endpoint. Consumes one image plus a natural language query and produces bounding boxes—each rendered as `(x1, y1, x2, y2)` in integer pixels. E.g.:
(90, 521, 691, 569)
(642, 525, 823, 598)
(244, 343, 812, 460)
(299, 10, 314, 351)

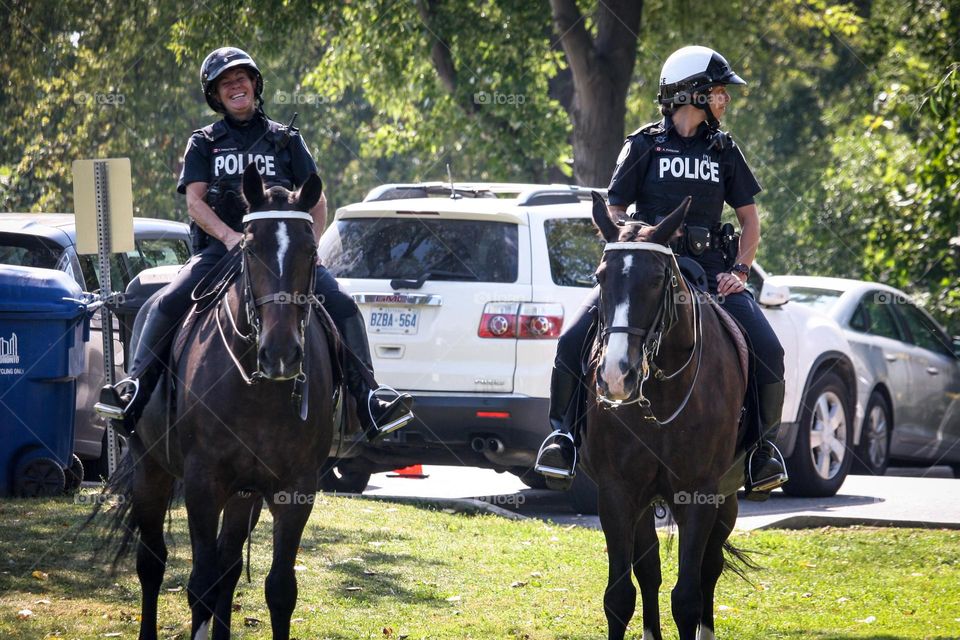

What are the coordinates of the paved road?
(362, 465, 960, 530)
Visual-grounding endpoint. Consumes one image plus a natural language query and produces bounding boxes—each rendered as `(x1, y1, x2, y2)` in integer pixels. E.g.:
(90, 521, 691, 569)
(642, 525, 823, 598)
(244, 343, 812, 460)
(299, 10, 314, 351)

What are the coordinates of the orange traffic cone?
(388, 464, 428, 479)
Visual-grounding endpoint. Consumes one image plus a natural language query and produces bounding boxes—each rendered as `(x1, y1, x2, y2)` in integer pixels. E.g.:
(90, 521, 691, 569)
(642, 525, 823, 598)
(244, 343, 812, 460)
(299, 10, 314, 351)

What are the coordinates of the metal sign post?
(73, 158, 133, 477)
(94, 162, 119, 476)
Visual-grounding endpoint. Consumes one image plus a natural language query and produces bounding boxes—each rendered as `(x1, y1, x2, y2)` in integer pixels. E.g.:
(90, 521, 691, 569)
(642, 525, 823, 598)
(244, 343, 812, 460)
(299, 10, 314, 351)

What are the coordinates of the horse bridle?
(596, 241, 703, 425)
(217, 211, 321, 410)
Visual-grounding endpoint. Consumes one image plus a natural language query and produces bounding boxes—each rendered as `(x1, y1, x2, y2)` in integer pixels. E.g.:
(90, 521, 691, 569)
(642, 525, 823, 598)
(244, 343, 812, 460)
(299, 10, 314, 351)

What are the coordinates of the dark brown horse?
(584, 192, 750, 640)
(99, 164, 333, 640)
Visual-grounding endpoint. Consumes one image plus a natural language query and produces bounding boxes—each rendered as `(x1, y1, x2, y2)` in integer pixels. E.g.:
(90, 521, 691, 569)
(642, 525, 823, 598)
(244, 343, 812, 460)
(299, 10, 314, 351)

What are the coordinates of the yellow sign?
(72, 158, 134, 254)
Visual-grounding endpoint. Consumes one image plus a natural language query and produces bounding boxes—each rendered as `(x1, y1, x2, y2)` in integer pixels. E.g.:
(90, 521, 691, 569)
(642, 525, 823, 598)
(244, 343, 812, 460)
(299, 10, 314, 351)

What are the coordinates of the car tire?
(64, 454, 84, 494)
(14, 457, 66, 498)
(782, 371, 853, 497)
(318, 459, 372, 494)
(567, 469, 599, 515)
(852, 391, 891, 476)
(513, 467, 549, 490)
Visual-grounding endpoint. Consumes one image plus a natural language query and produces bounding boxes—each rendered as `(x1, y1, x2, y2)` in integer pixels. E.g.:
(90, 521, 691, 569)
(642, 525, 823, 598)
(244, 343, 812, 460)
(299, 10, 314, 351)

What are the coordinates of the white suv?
(317, 183, 860, 506)
(318, 183, 603, 492)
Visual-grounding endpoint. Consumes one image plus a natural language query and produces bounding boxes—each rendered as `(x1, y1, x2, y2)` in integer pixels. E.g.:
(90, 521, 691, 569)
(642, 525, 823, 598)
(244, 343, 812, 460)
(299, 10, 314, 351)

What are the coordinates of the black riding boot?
(533, 366, 581, 490)
(340, 313, 414, 441)
(744, 380, 789, 501)
(93, 307, 180, 433)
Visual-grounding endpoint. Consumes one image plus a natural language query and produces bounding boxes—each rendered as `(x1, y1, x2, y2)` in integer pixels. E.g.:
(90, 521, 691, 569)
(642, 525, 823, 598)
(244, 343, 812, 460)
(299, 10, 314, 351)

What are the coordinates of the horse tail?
(722, 539, 762, 582)
(80, 438, 139, 574)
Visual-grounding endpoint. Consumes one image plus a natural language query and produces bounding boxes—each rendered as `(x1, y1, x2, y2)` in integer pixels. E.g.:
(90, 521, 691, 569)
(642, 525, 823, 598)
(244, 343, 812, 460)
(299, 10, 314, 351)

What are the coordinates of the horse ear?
(295, 173, 324, 212)
(650, 196, 691, 245)
(242, 163, 266, 210)
(591, 191, 619, 242)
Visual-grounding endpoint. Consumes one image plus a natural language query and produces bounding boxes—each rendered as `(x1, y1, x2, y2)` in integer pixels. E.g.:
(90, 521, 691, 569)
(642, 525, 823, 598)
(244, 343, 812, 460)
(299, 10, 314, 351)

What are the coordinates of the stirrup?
(93, 378, 139, 419)
(534, 430, 578, 479)
(746, 442, 788, 493)
(366, 385, 413, 438)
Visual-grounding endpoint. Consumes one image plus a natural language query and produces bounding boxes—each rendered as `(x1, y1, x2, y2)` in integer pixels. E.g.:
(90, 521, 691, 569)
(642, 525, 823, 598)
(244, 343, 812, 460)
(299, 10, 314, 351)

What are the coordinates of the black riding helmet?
(200, 47, 264, 113)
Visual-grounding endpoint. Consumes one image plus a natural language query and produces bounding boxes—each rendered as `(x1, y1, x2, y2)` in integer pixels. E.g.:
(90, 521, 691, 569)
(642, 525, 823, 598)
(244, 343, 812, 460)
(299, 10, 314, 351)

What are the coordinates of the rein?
(214, 210, 320, 418)
(596, 241, 703, 426)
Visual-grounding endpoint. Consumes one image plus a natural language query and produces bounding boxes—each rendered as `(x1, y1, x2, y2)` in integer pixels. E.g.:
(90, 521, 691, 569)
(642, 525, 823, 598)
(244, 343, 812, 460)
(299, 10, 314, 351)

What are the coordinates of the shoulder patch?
(615, 141, 632, 167)
(193, 121, 228, 142)
(629, 120, 667, 138)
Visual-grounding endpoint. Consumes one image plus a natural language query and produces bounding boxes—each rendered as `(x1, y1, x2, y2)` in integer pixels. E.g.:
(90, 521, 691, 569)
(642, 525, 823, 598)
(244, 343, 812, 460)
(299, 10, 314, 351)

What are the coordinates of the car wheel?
(782, 371, 853, 497)
(64, 454, 84, 494)
(567, 469, 599, 515)
(513, 467, 549, 490)
(852, 391, 891, 476)
(318, 459, 372, 494)
(14, 457, 66, 498)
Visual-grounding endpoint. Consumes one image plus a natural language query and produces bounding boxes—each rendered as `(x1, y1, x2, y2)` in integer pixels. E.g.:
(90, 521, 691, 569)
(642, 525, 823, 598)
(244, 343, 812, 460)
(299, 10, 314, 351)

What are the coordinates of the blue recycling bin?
(0, 266, 91, 497)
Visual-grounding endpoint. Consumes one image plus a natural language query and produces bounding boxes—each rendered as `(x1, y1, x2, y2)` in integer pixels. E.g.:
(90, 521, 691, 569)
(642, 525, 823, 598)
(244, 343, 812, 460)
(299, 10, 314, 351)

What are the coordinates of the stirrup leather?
(93, 377, 140, 419)
(367, 384, 413, 436)
(746, 441, 788, 492)
(534, 429, 578, 479)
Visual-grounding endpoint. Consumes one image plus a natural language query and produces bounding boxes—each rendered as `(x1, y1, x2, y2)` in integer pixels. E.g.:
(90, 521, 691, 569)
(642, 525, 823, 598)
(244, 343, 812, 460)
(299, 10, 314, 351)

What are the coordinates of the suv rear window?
(544, 218, 603, 287)
(320, 218, 518, 282)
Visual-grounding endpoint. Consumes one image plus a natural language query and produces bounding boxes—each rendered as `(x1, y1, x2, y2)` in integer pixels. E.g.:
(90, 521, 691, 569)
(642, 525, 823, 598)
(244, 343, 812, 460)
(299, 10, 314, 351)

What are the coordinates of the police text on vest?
(659, 157, 719, 183)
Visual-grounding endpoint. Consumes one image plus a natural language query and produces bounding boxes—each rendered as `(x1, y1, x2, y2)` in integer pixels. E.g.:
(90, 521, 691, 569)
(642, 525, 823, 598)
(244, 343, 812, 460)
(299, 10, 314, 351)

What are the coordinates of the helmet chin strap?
(693, 92, 721, 131)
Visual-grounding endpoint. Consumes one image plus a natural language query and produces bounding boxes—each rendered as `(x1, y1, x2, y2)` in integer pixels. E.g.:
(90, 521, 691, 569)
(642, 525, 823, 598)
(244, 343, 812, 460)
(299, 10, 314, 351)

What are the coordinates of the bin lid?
(0, 265, 86, 317)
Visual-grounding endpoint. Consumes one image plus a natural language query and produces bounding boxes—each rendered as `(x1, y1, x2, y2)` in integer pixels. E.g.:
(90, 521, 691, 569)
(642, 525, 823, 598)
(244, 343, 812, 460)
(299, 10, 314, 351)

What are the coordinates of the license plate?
(367, 307, 420, 335)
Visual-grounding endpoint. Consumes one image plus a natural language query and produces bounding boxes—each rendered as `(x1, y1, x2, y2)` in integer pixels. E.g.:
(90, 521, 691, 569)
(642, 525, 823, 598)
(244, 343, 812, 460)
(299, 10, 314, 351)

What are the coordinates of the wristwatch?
(731, 263, 750, 280)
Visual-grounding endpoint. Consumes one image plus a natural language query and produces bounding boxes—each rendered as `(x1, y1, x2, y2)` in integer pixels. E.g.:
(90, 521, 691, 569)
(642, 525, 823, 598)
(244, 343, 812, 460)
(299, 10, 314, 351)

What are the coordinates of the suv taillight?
(478, 302, 519, 338)
(518, 303, 563, 339)
(478, 302, 563, 339)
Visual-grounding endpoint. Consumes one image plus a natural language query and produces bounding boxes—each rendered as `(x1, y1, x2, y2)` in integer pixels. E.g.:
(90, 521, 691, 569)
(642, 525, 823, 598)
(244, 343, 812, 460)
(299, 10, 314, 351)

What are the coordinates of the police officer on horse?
(535, 45, 788, 500)
(97, 47, 413, 441)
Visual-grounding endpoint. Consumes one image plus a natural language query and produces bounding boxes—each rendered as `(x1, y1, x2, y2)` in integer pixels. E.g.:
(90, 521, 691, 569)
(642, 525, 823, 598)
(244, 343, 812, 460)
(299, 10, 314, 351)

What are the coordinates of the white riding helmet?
(657, 46, 745, 106)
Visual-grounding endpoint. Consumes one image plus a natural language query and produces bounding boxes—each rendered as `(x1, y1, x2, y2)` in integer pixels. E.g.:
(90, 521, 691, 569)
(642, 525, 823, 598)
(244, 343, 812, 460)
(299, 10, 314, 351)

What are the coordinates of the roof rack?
(363, 182, 607, 206)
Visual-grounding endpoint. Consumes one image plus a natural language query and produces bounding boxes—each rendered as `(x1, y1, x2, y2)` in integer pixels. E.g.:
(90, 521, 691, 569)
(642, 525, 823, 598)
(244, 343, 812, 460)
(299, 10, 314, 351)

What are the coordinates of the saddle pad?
(703, 294, 749, 388)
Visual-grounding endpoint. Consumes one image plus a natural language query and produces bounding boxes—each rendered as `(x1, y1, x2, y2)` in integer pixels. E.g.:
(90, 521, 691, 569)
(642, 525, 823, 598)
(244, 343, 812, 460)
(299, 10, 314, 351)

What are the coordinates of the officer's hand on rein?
(223, 231, 244, 251)
(716, 271, 746, 297)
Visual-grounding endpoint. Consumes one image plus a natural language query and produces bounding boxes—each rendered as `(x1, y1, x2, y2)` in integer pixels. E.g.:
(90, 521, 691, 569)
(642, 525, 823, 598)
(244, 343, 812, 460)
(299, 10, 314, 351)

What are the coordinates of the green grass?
(0, 491, 958, 639)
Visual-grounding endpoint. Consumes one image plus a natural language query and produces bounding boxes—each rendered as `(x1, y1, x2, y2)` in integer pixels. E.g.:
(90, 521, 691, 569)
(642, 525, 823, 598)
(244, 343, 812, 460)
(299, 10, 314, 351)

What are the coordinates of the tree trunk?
(550, 0, 643, 188)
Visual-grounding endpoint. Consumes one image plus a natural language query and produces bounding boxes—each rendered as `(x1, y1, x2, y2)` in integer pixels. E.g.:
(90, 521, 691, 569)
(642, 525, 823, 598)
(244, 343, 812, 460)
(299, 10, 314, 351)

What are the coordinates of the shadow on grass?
(300, 521, 448, 606)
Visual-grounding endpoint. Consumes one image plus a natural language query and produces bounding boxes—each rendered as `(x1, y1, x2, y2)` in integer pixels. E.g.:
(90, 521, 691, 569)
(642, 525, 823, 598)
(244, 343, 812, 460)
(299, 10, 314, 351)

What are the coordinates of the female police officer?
(535, 46, 787, 500)
(96, 47, 412, 441)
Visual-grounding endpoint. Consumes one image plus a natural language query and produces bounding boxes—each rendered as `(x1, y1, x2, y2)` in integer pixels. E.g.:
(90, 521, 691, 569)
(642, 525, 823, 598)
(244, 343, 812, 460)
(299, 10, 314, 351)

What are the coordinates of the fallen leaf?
(446, 595, 462, 603)
(510, 581, 527, 588)
(857, 615, 877, 624)
(529, 571, 542, 578)
(16, 609, 32, 620)
(801, 592, 813, 598)
(166, 586, 183, 592)
(232, 603, 242, 612)
(382, 627, 394, 637)
(837, 597, 849, 603)
(363, 569, 379, 576)
(244, 617, 261, 627)
(31, 571, 48, 581)
(33, 599, 51, 605)
(344, 586, 362, 592)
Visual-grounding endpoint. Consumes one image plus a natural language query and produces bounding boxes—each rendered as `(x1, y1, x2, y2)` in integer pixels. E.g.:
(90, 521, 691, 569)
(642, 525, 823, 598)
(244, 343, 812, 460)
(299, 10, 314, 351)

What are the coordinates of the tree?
(549, 0, 642, 187)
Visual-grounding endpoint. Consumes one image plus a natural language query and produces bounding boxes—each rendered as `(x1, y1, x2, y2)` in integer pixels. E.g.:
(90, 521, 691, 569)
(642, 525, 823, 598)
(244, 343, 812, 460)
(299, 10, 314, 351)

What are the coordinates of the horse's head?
(240, 163, 324, 381)
(592, 192, 690, 403)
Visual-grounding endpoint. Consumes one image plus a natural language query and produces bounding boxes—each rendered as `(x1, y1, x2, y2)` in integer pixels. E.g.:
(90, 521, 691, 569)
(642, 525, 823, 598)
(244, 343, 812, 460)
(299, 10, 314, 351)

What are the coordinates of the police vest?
(629, 121, 728, 228)
(195, 118, 297, 229)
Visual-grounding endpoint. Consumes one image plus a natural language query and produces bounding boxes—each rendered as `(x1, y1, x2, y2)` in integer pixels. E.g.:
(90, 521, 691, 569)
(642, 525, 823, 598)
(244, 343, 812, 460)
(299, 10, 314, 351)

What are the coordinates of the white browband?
(242, 210, 315, 224)
(603, 241, 674, 255)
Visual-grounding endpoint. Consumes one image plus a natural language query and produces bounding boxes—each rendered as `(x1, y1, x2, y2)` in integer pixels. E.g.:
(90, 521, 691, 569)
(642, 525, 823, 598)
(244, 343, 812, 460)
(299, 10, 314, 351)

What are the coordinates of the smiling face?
(707, 85, 731, 120)
(215, 67, 256, 120)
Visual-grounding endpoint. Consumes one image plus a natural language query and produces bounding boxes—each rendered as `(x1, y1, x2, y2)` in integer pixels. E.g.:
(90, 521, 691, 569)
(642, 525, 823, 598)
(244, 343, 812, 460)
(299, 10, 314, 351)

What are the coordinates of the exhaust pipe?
(470, 437, 487, 453)
(486, 438, 505, 454)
